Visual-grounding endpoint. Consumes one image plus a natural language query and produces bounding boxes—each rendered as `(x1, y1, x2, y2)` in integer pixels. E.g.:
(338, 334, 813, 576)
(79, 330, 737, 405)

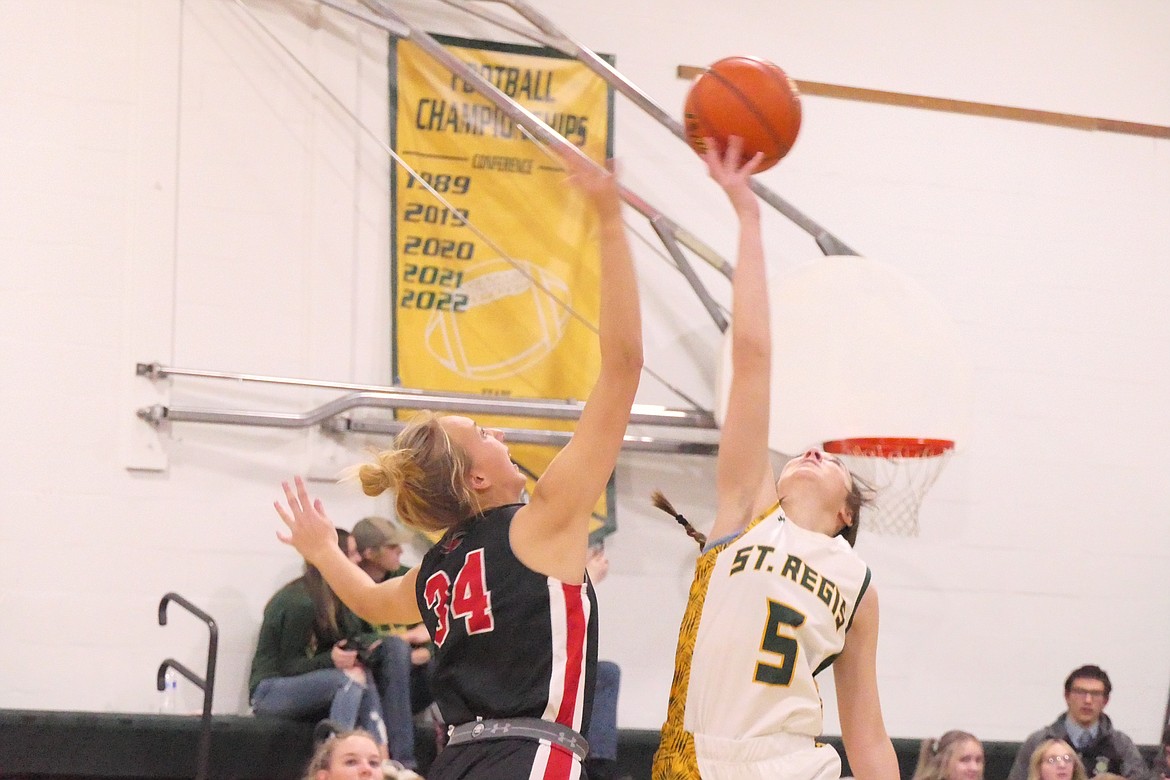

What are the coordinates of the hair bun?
(358, 461, 391, 497)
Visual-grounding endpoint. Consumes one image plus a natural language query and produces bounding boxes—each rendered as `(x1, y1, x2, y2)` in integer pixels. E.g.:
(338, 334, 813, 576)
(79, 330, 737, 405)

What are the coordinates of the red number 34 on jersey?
(422, 548, 496, 646)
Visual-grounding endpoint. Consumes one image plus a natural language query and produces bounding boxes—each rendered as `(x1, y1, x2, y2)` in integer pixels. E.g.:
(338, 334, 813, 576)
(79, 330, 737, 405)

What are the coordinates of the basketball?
(683, 56, 802, 172)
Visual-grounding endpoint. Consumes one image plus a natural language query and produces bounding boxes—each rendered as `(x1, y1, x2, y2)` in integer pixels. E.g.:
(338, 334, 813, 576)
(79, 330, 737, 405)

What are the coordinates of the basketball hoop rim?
(822, 437, 955, 458)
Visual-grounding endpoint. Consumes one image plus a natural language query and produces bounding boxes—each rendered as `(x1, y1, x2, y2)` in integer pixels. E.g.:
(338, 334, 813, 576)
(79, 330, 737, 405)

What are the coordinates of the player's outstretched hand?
(703, 135, 763, 214)
(274, 476, 339, 566)
(558, 144, 622, 218)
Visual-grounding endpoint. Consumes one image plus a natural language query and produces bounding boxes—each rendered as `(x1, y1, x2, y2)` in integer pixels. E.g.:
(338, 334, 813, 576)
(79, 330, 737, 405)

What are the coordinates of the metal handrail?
(158, 593, 219, 780)
(136, 363, 715, 428)
(136, 363, 719, 453)
(329, 415, 718, 454)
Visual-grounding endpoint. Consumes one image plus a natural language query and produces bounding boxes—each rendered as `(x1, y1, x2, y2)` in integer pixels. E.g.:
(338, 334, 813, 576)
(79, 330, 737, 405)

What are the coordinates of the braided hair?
(651, 490, 706, 549)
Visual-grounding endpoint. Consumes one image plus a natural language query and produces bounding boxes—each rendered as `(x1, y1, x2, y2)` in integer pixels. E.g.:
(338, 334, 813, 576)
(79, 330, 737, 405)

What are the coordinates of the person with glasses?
(1025, 739, 1089, 780)
(1007, 665, 1148, 780)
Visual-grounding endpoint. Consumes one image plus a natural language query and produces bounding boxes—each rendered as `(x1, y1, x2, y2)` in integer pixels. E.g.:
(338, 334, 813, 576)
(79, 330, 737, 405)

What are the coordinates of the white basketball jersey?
(682, 505, 870, 741)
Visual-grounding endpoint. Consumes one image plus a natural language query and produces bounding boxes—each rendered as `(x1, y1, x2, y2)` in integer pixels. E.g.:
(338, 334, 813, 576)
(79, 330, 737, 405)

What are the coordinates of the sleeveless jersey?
(415, 503, 598, 735)
(653, 504, 870, 778)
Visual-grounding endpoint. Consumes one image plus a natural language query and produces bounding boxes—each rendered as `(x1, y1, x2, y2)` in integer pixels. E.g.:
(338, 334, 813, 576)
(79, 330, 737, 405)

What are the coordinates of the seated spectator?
(1027, 739, 1089, 780)
(912, 730, 984, 780)
(1007, 665, 1148, 780)
(352, 517, 435, 713)
(586, 660, 625, 780)
(352, 517, 411, 583)
(582, 543, 629, 780)
(337, 528, 363, 566)
(302, 728, 382, 780)
(249, 531, 420, 777)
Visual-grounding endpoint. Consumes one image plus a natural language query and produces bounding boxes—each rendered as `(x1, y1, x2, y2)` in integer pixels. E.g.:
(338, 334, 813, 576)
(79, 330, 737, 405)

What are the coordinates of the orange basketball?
(684, 56, 802, 172)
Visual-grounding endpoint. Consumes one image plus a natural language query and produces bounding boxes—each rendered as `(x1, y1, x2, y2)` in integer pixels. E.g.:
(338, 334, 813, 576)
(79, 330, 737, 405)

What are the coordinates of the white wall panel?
(1, 0, 1167, 745)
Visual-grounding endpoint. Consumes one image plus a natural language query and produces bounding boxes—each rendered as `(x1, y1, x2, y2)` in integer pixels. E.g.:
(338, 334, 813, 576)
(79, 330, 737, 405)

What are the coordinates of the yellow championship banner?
(390, 36, 615, 534)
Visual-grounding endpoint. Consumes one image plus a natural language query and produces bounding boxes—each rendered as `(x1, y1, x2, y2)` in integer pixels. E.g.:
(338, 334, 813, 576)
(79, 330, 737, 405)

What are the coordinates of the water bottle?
(159, 667, 178, 714)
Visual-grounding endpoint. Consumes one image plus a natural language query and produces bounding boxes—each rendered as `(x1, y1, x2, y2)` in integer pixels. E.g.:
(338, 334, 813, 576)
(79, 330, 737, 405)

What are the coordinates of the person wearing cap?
(328, 517, 421, 775)
(353, 517, 437, 745)
(352, 517, 412, 583)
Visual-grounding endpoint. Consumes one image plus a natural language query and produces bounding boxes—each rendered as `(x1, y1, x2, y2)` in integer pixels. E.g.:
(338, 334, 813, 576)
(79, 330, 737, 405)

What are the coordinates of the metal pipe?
(138, 403, 716, 453)
(136, 364, 716, 427)
(332, 416, 718, 454)
(314, 0, 410, 35)
(138, 393, 715, 429)
(651, 217, 728, 332)
(435, 0, 565, 49)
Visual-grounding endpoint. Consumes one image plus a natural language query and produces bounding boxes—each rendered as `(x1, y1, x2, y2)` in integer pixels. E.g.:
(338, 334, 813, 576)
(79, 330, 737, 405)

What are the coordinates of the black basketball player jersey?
(415, 503, 598, 734)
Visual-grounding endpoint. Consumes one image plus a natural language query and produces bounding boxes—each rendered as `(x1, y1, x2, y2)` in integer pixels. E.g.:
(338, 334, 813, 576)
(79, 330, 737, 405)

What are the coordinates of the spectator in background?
(249, 533, 387, 747)
(352, 517, 435, 713)
(912, 730, 984, 780)
(1025, 739, 1089, 780)
(337, 528, 363, 567)
(1008, 666, 1147, 780)
(353, 517, 411, 582)
(583, 542, 630, 780)
(249, 530, 421, 778)
(301, 728, 382, 780)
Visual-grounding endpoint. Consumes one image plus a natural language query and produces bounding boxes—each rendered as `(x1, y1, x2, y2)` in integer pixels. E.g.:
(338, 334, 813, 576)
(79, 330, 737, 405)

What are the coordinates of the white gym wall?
(1, 0, 1167, 744)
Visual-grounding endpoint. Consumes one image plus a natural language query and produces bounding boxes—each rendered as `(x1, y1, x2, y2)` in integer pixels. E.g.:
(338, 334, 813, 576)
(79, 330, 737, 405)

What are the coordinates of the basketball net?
(822, 438, 955, 537)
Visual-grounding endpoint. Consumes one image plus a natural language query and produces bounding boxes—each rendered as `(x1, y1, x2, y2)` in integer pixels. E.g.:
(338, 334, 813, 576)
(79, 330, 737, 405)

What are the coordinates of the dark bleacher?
(0, 710, 1159, 780)
(0, 710, 314, 780)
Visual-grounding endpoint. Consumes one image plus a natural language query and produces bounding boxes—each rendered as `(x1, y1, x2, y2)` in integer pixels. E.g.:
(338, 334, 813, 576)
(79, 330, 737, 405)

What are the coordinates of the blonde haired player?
(275, 148, 643, 780)
(652, 137, 899, 780)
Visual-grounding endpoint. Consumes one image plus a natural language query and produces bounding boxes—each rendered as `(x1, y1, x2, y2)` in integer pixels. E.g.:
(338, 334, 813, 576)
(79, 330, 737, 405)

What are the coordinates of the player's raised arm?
(834, 587, 900, 780)
(513, 149, 643, 581)
(706, 137, 774, 543)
